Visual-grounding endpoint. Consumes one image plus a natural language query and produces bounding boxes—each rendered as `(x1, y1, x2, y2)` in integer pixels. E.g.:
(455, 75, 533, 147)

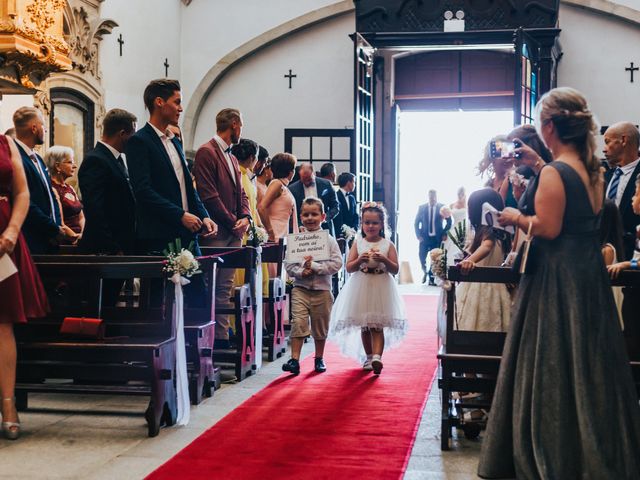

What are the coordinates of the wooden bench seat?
(261, 240, 288, 361)
(201, 246, 258, 381)
(438, 266, 640, 450)
(16, 258, 177, 437)
(29, 253, 223, 405)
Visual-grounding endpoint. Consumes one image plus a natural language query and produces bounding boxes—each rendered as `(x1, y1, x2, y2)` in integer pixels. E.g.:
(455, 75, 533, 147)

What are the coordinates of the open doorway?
(396, 109, 514, 282)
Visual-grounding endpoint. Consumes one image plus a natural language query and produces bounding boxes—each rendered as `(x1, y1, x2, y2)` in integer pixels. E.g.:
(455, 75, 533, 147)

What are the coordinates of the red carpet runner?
(147, 294, 439, 480)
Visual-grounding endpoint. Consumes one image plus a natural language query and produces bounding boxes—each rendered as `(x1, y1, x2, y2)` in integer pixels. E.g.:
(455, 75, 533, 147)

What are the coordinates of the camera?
(490, 140, 517, 159)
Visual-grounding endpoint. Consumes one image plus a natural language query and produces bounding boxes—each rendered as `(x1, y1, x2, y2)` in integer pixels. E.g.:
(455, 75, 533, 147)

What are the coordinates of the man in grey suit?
(415, 190, 451, 285)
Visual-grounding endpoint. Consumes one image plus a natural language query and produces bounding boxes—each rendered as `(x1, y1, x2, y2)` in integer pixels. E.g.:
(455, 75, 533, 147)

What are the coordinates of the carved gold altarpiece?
(0, 0, 72, 93)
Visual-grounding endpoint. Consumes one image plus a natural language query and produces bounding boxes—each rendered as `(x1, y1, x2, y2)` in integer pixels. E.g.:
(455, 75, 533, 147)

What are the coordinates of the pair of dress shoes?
(282, 357, 327, 375)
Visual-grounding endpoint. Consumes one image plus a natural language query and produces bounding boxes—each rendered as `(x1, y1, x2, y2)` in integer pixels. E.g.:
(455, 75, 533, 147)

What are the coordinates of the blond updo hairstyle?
(534, 87, 600, 185)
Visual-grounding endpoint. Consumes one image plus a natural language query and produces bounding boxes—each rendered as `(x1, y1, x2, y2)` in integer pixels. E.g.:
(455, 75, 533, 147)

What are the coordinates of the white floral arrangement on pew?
(429, 244, 451, 290)
(163, 239, 201, 278)
(246, 223, 269, 247)
(341, 224, 357, 242)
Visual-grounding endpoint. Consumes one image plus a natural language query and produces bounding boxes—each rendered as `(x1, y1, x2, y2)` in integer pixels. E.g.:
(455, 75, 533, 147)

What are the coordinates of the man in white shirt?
(126, 79, 217, 255)
(414, 190, 452, 285)
(193, 108, 251, 347)
(288, 162, 339, 236)
(603, 122, 640, 259)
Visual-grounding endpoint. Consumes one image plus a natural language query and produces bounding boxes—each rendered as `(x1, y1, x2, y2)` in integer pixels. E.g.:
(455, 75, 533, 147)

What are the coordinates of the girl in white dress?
(329, 203, 407, 374)
(456, 188, 511, 332)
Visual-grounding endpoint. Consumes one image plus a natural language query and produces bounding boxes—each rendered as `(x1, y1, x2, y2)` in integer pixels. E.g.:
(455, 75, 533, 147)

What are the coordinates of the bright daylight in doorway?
(396, 109, 515, 281)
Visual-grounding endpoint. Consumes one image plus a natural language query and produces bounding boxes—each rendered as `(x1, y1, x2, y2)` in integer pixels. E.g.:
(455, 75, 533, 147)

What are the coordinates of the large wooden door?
(514, 28, 542, 126)
(354, 33, 374, 203)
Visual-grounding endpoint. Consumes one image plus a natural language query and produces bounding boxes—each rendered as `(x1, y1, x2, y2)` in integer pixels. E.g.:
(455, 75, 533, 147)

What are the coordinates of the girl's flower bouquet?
(163, 239, 201, 278)
(247, 223, 269, 247)
(429, 244, 452, 290)
(341, 224, 357, 242)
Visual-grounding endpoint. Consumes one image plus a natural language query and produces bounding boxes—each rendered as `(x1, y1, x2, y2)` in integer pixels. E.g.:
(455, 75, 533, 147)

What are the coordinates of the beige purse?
(512, 221, 533, 275)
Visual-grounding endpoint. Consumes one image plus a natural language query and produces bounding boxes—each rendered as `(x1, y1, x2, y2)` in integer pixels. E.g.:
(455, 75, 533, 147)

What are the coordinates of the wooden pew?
(15, 256, 177, 437)
(335, 238, 348, 292)
(437, 266, 513, 450)
(261, 240, 287, 361)
(201, 246, 258, 381)
(438, 266, 640, 450)
(31, 252, 222, 405)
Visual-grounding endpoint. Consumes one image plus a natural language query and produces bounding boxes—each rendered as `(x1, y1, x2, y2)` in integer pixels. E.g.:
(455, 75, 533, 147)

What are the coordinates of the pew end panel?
(201, 247, 258, 381)
(261, 240, 288, 361)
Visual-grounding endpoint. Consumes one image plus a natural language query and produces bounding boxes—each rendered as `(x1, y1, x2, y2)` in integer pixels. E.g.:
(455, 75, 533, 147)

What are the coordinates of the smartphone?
(490, 140, 516, 159)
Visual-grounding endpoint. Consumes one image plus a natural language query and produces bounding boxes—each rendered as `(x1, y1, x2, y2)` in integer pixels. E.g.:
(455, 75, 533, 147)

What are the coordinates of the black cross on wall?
(626, 62, 639, 83)
(117, 34, 124, 56)
(164, 58, 170, 77)
(284, 69, 297, 89)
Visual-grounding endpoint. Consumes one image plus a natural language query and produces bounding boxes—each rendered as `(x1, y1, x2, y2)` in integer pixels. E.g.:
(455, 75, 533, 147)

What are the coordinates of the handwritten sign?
(285, 230, 330, 263)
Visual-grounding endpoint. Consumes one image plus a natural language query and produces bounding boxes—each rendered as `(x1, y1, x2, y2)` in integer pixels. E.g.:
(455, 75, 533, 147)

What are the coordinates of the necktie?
(429, 205, 436, 236)
(116, 155, 129, 178)
(30, 153, 57, 221)
(608, 168, 623, 201)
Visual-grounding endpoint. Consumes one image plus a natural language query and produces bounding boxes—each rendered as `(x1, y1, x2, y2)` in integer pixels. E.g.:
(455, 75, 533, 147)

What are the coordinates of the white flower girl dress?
(329, 236, 408, 362)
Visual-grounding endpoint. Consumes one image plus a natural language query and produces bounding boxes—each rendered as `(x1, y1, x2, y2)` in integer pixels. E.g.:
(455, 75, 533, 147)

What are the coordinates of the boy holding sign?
(283, 197, 342, 374)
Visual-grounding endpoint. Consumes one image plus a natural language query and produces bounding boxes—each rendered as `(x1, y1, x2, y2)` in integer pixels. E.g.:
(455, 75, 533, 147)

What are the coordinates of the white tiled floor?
(0, 287, 482, 479)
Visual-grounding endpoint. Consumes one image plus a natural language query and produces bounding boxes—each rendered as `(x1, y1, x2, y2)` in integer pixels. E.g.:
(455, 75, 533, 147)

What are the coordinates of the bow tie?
(224, 146, 232, 154)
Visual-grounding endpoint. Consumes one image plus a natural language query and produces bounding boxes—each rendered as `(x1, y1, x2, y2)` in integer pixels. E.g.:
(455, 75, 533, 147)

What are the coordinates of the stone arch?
(182, 0, 355, 151)
(562, 0, 640, 27)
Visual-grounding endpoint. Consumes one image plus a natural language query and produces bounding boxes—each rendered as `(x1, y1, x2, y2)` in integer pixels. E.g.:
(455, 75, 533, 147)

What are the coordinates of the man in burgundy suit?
(193, 108, 251, 347)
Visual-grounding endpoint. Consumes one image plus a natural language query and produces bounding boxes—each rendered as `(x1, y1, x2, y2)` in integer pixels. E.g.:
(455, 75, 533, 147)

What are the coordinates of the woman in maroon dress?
(0, 134, 48, 440)
(47, 146, 83, 242)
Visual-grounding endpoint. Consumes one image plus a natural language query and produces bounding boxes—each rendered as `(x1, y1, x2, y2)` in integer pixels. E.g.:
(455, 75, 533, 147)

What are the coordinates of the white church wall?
(609, 0, 639, 11)
(192, 13, 354, 157)
(558, 4, 640, 128)
(179, 0, 345, 99)
(99, 0, 183, 124)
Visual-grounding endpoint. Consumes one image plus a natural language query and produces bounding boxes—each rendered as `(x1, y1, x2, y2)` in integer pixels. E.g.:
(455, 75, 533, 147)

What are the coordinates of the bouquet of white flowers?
(508, 167, 528, 188)
(341, 224, 357, 242)
(247, 223, 269, 247)
(429, 246, 447, 281)
(163, 239, 201, 278)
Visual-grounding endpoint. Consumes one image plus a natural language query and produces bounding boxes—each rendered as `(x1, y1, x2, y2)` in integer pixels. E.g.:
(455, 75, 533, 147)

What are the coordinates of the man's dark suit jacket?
(78, 142, 136, 254)
(288, 177, 339, 236)
(414, 202, 452, 243)
(126, 123, 209, 252)
(333, 189, 359, 236)
(606, 162, 640, 259)
(192, 138, 250, 238)
(16, 142, 61, 254)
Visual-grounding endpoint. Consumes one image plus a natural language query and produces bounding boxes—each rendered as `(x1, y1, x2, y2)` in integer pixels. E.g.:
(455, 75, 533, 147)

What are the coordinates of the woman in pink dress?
(258, 153, 299, 277)
(0, 134, 49, 440)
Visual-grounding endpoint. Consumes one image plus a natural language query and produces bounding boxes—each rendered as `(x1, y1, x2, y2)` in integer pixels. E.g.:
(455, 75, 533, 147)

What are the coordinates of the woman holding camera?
(478, 136, 518, 208)
(478, 88, 640, 478)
